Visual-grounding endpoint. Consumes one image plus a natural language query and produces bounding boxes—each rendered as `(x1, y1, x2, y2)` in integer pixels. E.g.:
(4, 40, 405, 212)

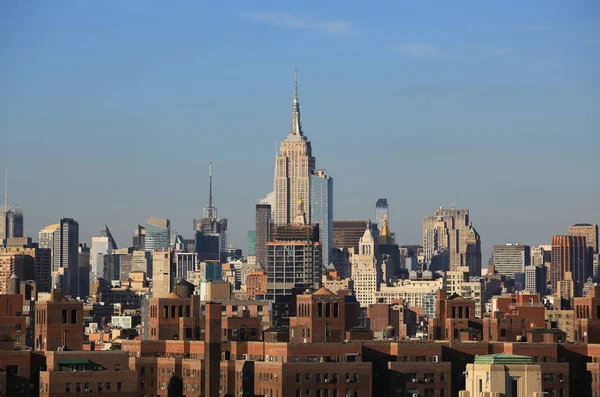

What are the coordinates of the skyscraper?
(255, 203, 271, 267)
(53, 218, 79, 297)
(351, 222, 381, 308)
(492, 244, 531, 277)
(375, 198, 389, 231)
(525, 265, 547, 296)
(310, 169, 333, 266)
(151, 249, 172, 298)
(194, 163, 228, 260)
(273, 71, 316, 226)
(133, 225, 146, 250)
(551, 235, 589, 293)
(422, 207, 473, 271)
(0, 206, 23, 242)
(568, 223, 598, 254)
(265, 200, 322, 298)
(145, 218, 171, 252)
(247, 230, 256, 257)
(90, 224, 118, 283)
(464, 226, 482, 276)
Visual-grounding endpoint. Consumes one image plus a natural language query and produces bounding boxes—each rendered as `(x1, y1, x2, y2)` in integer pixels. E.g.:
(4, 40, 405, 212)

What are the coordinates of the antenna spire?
(289, 68, 303, 136)
(208, 162, 213, 219)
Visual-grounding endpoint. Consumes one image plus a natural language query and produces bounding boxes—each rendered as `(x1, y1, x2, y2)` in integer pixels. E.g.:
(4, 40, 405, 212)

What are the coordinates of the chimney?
(205, 302, 222, 397)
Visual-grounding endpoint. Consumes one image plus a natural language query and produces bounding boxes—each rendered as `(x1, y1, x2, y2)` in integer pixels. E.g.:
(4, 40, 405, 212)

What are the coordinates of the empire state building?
(273, 72, 316, 225)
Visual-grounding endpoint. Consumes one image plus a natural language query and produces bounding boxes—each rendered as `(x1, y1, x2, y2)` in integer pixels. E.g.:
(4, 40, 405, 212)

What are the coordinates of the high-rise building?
(568, 223, 598, 254)
(273, 72, 316, 226)
(375, 198, 389, 232)
(310, 169, 333, 266)
(464, 226, 482, 276)
(247, 230, 256, 257)
(151, 249, 172, 298)
(551, 235, 590, 293)
(193, 163, 228, 260)
(525, 265, 547, 296)
(0, 252, 34, 294)
(265, 200, 322, 299)
(492, 244, 531, 277)
(90, 224, 118, 283)
(1, 206, 23, 242)
(255, 204, 271, 267)
(52, 218, 79, 297)
(145, 218, 171, 252)
(351, 222, 381, 308)
(0, 246, 52, 292)
(133, 225, 145, 250)
(39, 223, 59, 263)
(422, 207, 472, 271)
(333, 220, 379, 254)
(531, 245, 552, 267)
(78, 243, 90, 299)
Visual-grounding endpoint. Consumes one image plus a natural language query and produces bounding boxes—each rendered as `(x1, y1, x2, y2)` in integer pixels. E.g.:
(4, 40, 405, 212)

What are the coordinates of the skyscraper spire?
(290, 68, 303, 136)
(203, 162, 217, 220)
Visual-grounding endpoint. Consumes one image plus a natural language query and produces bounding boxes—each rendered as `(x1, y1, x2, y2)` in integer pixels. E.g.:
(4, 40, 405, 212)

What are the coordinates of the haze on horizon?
(1, 1, 599, 262)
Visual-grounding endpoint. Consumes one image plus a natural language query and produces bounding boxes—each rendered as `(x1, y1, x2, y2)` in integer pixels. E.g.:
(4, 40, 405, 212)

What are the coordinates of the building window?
(543, 373, 555, 382)
(76, 383, 82, 393)
(316, 373, 321, 383)
(424, 389, 435, 397)
(71, 309, 77, 324)
(106, 382, 111, 390)
(305, 389, 311, 396)
(62, 309, 68, 324)
(98, 382, 103, 392)
(118, 382, 123, 392)
(115, 364, 121, 371)
(66, 383, 71, 392)
(306, 374, 311, 381)
(296, 374, 301, 383)
(333, 303, 339, 317)
(141, 381, 146, 389)
(440, 373, 446, 382)
(318, 303, 323, 317)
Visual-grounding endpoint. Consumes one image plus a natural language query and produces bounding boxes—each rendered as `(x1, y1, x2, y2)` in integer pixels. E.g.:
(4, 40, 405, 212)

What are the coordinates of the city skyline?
(1, 2, 599, 262)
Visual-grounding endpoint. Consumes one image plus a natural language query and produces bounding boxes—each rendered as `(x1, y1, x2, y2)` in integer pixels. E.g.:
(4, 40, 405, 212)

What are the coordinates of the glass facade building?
(310, 170, 333, 267)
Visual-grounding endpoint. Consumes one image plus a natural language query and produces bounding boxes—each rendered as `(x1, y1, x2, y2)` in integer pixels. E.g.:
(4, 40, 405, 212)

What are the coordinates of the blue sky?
(1, 1, 599, 263)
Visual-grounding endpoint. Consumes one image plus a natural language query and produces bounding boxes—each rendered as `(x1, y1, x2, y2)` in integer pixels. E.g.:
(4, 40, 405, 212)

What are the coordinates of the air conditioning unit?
(425, 379, 431, 383)
(241, 354, 247, 360)
(324, 379, 330, 383)
(346, 379, 352, 383)
(85, 389, 91, 393)
(412, 378, 419, 383)
(412, 394, 418, 397)
(560, 379, 564, 383)
(432, 355, 439, 362)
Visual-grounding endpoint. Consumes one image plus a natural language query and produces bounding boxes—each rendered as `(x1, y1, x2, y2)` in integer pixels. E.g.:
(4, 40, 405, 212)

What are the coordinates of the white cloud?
(489, 48, 511, 56)
(396, 43, 440, 57)
(240, 11, 350, 35)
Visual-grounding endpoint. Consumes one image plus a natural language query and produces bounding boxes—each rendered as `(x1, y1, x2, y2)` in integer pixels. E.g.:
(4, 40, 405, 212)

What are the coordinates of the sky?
(1, 1, 599, 263)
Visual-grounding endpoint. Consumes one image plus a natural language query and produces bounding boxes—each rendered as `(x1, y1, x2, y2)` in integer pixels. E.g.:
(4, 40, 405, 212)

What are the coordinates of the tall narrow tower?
(273, 70, 316, 225)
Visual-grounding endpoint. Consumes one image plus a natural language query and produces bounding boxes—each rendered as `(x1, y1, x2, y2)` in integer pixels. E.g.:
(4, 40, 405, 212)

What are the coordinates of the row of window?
(295, 373, 359, 383)
(64, 382, 122, 392)
(296, 389, 358, 397)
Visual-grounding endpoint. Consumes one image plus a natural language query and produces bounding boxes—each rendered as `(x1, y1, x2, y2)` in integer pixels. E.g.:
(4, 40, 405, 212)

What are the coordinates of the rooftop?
(474, 353, 533, 365)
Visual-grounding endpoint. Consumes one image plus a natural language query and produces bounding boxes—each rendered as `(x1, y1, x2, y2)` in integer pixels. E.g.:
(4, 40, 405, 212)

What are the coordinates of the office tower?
(333, 220, 380, 253)
(377, 216, 401, 280)
(568, 223, 598, 254)
(273, 72, 316, 225)
(0, 252, 34, 294)
(151, 249, 172, 298)
(1, 207, 24, 242)
(351, 222, 381, 307)
(310, 169, 333, 266)
(174, 251, 196, 282)
(0, 246, 51, 292)
(247, 230, 256, 257)
(255, 204, 271, 267)
(145, 218, 171, 251)
(531, 245, 552, 266)
(90, 224, 118, 283)
(39, 223, 59, 263)
(52, 218, 79, 297)
(375, 198, 389, 232)
(525, 265, 547, 296)
(193, 163, 228, 259)
(199, 260, 223, 282)
(422, 206, 472, 271)
(265, 201, 322, 298)
(464, 226, 482, 276)
(131, 249, 152, 274)
(78, 243, 90, 298)
(492, 244, 531, 277)
(133, 225, 145, 250)
(551, 235, 589, 293)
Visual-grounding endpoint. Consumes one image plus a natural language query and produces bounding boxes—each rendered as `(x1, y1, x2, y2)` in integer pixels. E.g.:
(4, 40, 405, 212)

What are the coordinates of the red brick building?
(39, 351, 138, 397)
(428, 290, 480, 341)
(574, 285, 600, 343)
(0, 294, 26, 350)
(34, 289, 83, 351)
(290, 288, 347, 343)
